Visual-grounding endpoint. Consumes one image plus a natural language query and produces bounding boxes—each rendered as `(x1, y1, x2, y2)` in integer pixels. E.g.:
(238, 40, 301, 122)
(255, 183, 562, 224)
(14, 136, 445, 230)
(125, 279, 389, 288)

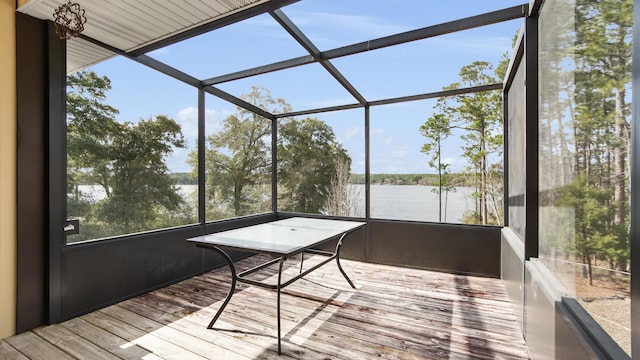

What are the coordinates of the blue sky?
(86, 0, 524, 174)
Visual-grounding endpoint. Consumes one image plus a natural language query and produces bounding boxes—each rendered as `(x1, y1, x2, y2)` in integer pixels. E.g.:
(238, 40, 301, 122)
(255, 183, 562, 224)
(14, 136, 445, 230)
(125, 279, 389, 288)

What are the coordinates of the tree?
(278, 117, 350, 214)
(67, 70, 188, 239)
(537, 0, 632, 285)
(423, 61, 504, 225)
(66, 70, 119, 200)
(573, 0, 632, 271)
(556, 176, 618, 285)
(323, 157, 359, 217)
(196, 86, 287, 218)
(433, 164, 457, 222)
(192, 86, 352, 218)
(97, 116, 186, 234)
(420, 113, 454, 222)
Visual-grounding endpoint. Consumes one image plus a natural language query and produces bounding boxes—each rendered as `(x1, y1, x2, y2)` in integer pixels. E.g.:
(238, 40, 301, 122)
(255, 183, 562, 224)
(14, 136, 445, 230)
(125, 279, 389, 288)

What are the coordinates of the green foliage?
(67, 70, 120, 195)
(97, 116, 186, 233)
(190, 86, 352, 219)
(189, 87, 351, 220)
(554, 176, 629, 269)
(537, 0, 632, 292)
(278, 117, 350, 214)
(350, 173, 474, 186)
(420, 113, 455, 222)
(421, 60, 506, 225)
(191, 86, 285, 219)
(202, 113, 271, 217)
(169, 172, 197, 185)
(66, 70, 190, 241)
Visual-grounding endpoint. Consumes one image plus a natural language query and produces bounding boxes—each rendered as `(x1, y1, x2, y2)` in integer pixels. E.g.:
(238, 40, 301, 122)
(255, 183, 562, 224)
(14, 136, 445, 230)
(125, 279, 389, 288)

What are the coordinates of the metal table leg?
(334, 233, 356, 289)
(276, 256, 285, 354)
(204, 246, 237, 329)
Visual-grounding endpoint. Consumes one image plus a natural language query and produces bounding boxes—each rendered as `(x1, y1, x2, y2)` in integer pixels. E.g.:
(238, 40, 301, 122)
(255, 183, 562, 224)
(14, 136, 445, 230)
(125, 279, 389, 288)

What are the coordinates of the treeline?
(170, 172, 485, 187)
(348, 173, 477, 187)
(170, 172, 197, 185)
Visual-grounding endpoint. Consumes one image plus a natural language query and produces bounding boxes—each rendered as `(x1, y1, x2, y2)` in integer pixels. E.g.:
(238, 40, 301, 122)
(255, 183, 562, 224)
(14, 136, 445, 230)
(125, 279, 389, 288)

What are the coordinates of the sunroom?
(0, 0, 636, 358)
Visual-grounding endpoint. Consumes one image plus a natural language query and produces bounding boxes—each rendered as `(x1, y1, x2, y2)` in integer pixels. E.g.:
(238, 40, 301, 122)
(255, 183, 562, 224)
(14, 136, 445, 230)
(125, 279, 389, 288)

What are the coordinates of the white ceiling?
(17, 0, 269, 73)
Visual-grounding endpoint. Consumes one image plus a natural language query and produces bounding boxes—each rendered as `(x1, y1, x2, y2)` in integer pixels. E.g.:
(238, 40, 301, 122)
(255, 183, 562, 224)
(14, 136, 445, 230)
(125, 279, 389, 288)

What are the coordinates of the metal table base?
(197, 232, 355, 355)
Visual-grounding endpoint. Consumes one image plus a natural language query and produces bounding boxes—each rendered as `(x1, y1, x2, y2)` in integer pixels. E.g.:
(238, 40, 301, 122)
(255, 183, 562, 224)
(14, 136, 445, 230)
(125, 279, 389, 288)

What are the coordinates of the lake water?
(366, 185, 476, 223)
(74, 184, 476, 223)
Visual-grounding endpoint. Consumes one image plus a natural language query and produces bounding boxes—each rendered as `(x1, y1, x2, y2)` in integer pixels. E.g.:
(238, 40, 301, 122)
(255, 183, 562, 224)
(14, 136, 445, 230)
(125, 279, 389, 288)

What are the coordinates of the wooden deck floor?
(1, 255, 529, 359)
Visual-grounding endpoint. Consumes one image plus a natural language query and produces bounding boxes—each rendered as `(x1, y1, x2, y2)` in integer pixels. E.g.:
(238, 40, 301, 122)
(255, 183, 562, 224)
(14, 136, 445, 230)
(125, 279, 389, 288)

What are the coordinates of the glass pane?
(66, 56, 198, 243)
(277, 109, 365, 217)
(203, 90, 272, 221)
(371, 90, 504, 225)
(538, 0, 632, 354)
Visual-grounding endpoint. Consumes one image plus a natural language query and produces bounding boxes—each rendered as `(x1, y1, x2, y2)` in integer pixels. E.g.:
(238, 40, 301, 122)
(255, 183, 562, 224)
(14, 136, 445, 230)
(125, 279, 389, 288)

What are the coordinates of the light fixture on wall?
(53, 1, 87, 40)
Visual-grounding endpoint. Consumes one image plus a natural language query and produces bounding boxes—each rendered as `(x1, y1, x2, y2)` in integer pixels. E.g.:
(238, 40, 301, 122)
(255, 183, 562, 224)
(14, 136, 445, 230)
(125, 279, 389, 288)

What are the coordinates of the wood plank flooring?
(1, 255, 530, 359)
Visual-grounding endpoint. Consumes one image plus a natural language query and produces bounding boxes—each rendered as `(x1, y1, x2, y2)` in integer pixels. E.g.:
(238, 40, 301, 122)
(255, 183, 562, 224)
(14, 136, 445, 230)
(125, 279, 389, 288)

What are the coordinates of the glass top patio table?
(187, 217, 366, 255)
(187, 217, 365, 354)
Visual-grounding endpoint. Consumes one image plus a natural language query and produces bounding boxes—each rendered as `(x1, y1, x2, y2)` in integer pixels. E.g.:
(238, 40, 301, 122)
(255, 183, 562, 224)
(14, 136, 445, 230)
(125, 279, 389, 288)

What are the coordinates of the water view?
(76, 184, 477, 224)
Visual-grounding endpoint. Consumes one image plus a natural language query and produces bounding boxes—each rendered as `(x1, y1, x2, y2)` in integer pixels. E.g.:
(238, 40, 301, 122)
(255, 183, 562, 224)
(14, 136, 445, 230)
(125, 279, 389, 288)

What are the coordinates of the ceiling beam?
(368, 83, 503, 107)
(269, 9, 368, 106)
(276, 103, 363, 118)
(201, 5, 527, 88)
(78, 34, 200, 87)
(79, 4, 523, 125)
(322, 5, 528, 60)
(79, 34, 267, 119)
(201, 55, 315, 86)
(276, 83, 503, 118)
(204, 87, 276, 120)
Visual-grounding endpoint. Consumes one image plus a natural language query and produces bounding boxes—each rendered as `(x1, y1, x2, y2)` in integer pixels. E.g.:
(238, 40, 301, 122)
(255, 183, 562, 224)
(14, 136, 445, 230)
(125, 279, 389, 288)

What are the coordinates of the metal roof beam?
(201, 55, 315, 86)
(269, 9, 368, 106)
(78, 34, 200, 87)
(200, 5, 526, 92)
(322, 5, 528, 60)
(204, 86, 276, 120)
(79, 34, 274, 121)
(276, 83, 503, 118)
(368, 83, 503, 107)
(276, 103, 363, 118)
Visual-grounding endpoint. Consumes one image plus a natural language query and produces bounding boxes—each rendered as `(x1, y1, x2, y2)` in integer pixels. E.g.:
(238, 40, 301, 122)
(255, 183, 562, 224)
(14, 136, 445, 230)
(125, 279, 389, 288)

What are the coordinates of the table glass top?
(187, 217, 365, 255)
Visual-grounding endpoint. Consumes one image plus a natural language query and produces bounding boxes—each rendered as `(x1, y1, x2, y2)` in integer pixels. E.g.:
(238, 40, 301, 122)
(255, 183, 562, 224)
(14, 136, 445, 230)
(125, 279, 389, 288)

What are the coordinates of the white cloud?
(288, 10, 408, 39)
(392, 150, 408, 158)
(344, 126, 363, 139)
(442, 157, 456, 165)
(175, 106, 232, 139)
(175, 107, 198, 140)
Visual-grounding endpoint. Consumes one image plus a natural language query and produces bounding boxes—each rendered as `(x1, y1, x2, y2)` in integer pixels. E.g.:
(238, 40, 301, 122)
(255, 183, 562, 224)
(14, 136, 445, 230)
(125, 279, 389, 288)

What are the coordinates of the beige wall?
(0, 0, 17, 339)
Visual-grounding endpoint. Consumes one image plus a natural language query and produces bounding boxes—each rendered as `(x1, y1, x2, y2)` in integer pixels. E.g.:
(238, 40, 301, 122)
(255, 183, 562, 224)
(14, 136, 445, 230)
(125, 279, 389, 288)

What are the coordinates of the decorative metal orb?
(53, 1, 87, 40)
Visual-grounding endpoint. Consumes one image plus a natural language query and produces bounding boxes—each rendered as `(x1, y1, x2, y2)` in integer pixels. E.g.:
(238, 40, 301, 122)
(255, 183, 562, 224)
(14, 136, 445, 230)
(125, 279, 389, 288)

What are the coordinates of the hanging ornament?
(53, 1, 87, 40)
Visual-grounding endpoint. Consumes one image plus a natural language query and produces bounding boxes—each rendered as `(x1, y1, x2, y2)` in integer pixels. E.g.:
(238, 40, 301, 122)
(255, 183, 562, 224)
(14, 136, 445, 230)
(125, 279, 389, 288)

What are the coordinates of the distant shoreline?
(168, 172, 486, 187)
